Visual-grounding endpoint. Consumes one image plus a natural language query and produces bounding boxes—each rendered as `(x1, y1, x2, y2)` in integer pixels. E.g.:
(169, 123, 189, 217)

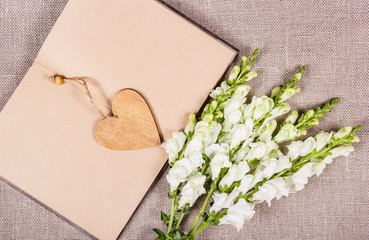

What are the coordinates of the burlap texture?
(0, 0, 368, 239)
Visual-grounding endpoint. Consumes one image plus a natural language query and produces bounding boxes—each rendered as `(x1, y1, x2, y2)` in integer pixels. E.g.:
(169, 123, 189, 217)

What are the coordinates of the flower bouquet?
(154, 49, 361, 240)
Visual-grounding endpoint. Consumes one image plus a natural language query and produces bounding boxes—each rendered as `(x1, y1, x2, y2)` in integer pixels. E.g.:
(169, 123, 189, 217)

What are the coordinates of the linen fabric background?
(0, 0, 368, 239)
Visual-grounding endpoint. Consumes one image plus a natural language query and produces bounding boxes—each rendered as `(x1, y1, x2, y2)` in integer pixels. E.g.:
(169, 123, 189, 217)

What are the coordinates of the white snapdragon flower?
(210, 81, 230, 99)
(205, 143, 232, 180)
(178, 173, 206, 208)
(184, 139, 205, 167)
(166, 158, 196, 191)
(210, 189, 240, 213)
(219, 198, 255, 231)
(220, 161, 250, 189)
(256, 119, 277, 142)
(314, 131, 333, 151)
(193, 121, 222, 147)
(311, 156, 333, 176)
(162, 131, 186, 165)
(333, 126, 352, 140)
(278, 87, 300, 103)
(285, 163, 314, 192)
(253, 96, 274, 120)
(224, 98, 245, 124)
(184, 113, 197, 136)
(258, 154, 291, 179)
(232, 84, 251, 100)
(233, 137, 255, 163)
(330, 145, 354, 158)
(238, 170, 264, 194)
(252, 177, 289, 206)
(244, 96, 274, 121)
(287, 137, 316, 160)
(268, 103, 291, 119)
(274, 124, 298, 143)
(228, 118, 254, 149)
(245, 141, 278, 161)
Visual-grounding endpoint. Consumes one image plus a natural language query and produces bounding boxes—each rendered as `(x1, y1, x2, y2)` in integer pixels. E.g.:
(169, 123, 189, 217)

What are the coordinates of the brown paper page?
(0, 0, 237, 239)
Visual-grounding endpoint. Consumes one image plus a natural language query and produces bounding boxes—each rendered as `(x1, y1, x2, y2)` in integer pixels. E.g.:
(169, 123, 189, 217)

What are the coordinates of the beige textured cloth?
(0, 0, 368, 239)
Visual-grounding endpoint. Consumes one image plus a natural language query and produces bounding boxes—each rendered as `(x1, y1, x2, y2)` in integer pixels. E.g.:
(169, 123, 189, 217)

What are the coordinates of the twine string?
(34, 59, 111, 118)
(49, 75, 110, 118)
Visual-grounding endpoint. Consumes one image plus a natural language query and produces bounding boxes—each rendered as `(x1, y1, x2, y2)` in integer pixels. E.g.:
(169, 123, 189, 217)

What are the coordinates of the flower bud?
(296, 129, 307, 137)
(304, 109, 315, 120)
(274, 123, 297, 142)
(269, 103, 291, 119)
(271, 86, 282, 98)
(209, 100, 218, 112)
(333, 126, 352, 140)
(203, 113, 213, 123)
(184, 113, 196, 136)
(278, 87, 300, 103)
(307, 119, 319, 127)
(232, 85, 251, 100)
(228, 65, 240, 84)
(284, 111, 299, 124)
(315, 111, 324, 119)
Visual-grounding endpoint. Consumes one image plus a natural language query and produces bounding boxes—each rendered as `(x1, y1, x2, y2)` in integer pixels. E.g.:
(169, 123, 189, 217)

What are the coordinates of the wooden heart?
(95, 89, 161, 150)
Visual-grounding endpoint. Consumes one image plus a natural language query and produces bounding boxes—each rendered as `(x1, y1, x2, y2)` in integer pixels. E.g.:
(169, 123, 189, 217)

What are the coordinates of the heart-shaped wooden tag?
(95, 89, 161, 150)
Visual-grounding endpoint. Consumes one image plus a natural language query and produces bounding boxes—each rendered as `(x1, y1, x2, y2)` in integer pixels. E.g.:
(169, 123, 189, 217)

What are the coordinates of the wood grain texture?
(95, 89, 161, 151)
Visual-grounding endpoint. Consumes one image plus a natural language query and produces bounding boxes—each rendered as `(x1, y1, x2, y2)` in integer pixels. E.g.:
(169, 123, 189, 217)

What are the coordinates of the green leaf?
(160, 211, 170, 223)
(202, 212, 209, 222)
(241, 56, 248, 70)
(297, 113, 305, 123)
(153, 228, 166, 239)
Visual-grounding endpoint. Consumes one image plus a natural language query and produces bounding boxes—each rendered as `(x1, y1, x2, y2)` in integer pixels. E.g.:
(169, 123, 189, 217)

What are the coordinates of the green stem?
(190, 221, 210, 238)
(167, 191, 177, 235)
(188, 185, 216, 234)
(175, 207, 187, 230)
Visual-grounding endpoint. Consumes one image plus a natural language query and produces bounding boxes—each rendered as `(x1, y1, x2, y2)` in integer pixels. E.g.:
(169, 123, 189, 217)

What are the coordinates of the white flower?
(233, 137, 254, 163)
(257, 119, 277, 142)
(245, 141, 278, 161)
(238, 170, 264, 194)
(224, 98, 245, 124)
(252, 177, 289, 206)
(311, 156, 333, 176)
(274, 154, 292, 173)
(219, 198, 255, 231)
(233, 84, 251, 100)
(268, 103, 291, 119)
(220, 161, 250, 189)
(285, 163, 314, 192)
(229, 119, 254, 149)
(184, 113, 196, 136)
(210, 189, 240, 213)
(333, 126, 352, 140)
(278, 87, 300, 103)
(330, 145, 354, 158)
(254, 96, 274, 120)
(314, 131, 333, 151)
(166, 158, 196, 191)
(287, 137, 316, 160)
(210, 81, 230, 99)
(184, 139, 204, 167)
(178, 173, 206, 208)
(193, 121, 222, 146)
(205, 143, 232, 180)
(274, 124, 298, 143)
(162, 131, 186, 165)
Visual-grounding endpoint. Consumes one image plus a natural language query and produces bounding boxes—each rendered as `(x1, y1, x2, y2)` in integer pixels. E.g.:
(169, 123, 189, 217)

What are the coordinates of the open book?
(0, 0, 237, 239)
